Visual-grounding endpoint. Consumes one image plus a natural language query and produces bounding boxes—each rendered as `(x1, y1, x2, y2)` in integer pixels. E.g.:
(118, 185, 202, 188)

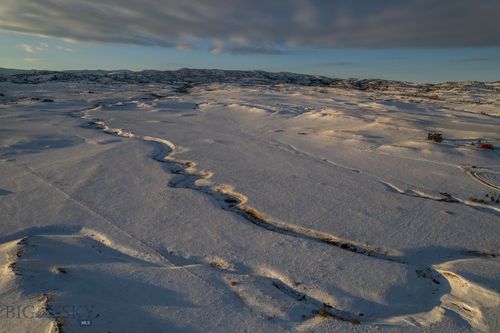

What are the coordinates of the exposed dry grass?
(242, 207, 264, 221)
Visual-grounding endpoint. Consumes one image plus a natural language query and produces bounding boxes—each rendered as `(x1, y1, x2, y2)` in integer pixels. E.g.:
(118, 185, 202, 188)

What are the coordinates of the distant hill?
(0, 68, 498, 93)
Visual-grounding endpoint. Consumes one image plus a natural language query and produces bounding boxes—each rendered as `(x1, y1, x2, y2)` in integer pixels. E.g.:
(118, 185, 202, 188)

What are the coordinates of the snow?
(0, 70, 499, 332)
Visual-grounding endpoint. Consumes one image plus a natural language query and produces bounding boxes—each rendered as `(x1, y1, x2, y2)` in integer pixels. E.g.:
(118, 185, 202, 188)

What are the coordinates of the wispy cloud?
(56, 45, 76, 52)
(18, 43, 35, 53)
(174, 43, 193, 51)
(24, 57, 40, 63)
(460, 57, 500, 63)
(17, 42, 48, 53)
(318, 61, 355, 67)
(2, 1, 500, 54)
(210, 40, 288, 55)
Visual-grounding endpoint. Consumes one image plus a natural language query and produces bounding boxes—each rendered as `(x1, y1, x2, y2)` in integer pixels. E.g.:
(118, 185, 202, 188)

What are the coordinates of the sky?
(1, 0, 499, 82)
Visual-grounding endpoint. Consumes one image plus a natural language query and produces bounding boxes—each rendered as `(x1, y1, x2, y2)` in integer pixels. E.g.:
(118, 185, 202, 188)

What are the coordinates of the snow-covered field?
(0, 70, 499, 332)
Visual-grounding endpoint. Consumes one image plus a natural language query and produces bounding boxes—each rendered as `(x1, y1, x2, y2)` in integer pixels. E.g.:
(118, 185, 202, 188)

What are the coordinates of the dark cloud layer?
(1, 0, 499, 53)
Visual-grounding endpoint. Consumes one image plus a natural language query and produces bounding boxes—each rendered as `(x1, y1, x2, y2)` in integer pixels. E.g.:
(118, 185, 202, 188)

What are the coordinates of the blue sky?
(1, 1, 499, 82)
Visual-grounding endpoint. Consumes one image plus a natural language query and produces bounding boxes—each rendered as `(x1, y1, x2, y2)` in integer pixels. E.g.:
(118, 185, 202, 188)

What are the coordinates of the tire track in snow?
(464, 167, 500, 191)
(381, 181, 500, 215)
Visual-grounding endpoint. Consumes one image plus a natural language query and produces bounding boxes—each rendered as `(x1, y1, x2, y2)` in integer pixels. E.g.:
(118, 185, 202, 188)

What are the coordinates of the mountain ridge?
(0, 67, 498, 92)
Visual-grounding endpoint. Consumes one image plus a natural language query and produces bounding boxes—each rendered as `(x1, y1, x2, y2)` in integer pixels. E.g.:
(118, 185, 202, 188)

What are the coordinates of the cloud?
(56, 45, 76, 52)
(460, 57, 500, 63)
(2, 0, 500, 54)
(24, 57, 40, 63)
(209, 40, 288, 55)
(17, 42, 48, 53)
(174, 43, 193, 51)
(318, 61, 354, 67)
(18, 43, 35, 53)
